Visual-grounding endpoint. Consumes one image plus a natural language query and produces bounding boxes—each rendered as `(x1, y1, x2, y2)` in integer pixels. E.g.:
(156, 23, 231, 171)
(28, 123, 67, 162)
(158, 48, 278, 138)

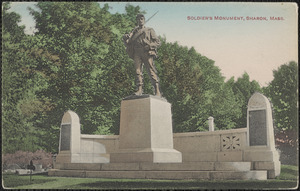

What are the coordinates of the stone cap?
(123, 94, 167, 102)
(248, 92, 272, 110)
(81, 134, 119, 140)
(61, 110, 80, 124)
(173, 128, 247, 137)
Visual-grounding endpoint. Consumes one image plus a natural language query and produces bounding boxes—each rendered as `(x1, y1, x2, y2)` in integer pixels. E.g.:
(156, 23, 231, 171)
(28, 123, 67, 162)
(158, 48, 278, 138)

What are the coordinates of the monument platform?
(49, 162, 267, 180)
(50, 93, 280, 180)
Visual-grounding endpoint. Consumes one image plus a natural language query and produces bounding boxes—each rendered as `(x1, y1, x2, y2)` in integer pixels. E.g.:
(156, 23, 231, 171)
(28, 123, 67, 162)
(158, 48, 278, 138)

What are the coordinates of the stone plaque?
(249, 110, 267, 146)
(60, 124, 71, 151)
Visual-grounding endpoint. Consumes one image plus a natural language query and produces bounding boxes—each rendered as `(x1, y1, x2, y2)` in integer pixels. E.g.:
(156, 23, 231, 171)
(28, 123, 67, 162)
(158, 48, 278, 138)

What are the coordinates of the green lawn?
(2, 165, 298, 190)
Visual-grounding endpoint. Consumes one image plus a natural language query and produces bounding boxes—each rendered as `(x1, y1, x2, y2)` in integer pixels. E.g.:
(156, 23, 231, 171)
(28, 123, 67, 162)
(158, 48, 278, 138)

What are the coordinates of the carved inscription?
(60, 124, 71, 151)
(249, 110, 267, 146)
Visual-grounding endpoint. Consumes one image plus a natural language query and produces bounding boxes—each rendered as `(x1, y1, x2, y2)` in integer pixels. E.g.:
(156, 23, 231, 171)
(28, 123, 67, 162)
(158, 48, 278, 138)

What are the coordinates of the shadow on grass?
(279, 165, 299, 180)
(73, 179, 298, 190)
(2, 174, 56, 188)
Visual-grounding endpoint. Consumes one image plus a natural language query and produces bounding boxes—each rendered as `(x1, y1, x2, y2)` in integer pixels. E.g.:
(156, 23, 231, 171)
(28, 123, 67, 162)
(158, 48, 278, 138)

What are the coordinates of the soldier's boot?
(134, 85, 143, 96)
(154, 83, 161, 97)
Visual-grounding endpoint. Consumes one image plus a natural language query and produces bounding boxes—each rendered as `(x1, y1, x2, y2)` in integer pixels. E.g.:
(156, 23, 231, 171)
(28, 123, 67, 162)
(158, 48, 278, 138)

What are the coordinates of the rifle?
(145, 11, 159, 24)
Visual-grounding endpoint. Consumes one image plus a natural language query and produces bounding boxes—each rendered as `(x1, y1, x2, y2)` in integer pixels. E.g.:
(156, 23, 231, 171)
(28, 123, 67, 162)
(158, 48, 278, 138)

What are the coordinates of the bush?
(2, 150, 53, 170)
(275, 130, 298, 165)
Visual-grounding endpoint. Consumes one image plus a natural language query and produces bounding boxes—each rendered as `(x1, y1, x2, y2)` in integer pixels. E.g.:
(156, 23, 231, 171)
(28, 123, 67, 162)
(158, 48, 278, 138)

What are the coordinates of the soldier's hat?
(136, 14, 145, 19)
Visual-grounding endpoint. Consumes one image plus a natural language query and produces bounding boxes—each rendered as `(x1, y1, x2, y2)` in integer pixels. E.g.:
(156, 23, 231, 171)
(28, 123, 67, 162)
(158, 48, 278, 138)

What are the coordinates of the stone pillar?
(208, 116, 214, 131)
(110, 95, 182, 163)
(244, 92, 281, 178)
(55, 110, 81, 163)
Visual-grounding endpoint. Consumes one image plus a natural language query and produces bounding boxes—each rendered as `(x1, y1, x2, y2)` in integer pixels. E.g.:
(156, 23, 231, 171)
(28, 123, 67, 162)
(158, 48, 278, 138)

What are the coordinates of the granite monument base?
(110, 95, 182, 163)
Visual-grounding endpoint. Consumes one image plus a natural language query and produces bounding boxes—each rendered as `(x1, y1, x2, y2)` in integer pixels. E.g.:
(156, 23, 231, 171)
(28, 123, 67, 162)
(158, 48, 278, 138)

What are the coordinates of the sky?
(9, 2, 298, 87)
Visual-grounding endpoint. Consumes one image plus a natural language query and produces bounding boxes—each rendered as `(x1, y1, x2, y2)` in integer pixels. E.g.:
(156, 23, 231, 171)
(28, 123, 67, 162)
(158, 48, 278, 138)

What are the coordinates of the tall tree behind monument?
(24, 2, 135, 151)
(263, 61, 298, 165)
(3, 2, 248, 153)
(156, 40, 243, 132)
(226, 73, 262, 129)
(2, 2, 46, 153)
(263, 61, 298, 131)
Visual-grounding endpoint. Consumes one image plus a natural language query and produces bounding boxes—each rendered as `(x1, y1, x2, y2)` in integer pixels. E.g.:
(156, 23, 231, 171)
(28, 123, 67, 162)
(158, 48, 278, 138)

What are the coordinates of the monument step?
(48, 169, 267, 180)
(55, 161, 251, 172)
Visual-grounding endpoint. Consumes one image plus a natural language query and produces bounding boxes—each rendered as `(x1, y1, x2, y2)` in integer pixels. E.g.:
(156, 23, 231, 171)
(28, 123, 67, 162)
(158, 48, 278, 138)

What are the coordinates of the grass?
(2, 165, 298, 190)
(279, 164, 299, 180)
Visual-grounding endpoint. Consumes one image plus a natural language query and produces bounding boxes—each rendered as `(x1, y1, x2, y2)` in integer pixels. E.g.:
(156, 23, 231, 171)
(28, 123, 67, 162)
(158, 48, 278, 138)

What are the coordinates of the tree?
(2, 2, 44, 153)
(263, 61, 298, 131)
(25, 2, 121, 149)
(226, 73, 261, 129)
(24, 2, 147, 150)
(3, 2, 262, 153)
(156, 39, 242, 132)
(2, 2, 155, 153)
(263, 61, 298, 165)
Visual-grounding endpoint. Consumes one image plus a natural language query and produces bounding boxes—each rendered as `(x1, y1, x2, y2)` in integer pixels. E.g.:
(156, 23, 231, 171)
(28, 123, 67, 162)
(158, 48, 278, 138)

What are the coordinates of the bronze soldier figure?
(123, 14, 161, 96)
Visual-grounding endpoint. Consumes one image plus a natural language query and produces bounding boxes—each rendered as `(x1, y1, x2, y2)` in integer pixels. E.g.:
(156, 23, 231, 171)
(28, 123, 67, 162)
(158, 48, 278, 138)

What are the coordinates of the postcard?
(2, 2, 298, 190)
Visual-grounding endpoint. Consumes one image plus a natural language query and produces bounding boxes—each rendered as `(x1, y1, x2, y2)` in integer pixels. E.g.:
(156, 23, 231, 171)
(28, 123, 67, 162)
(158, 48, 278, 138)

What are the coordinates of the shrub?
(2, 150, 53, 170)
(275, 130, 298, 165)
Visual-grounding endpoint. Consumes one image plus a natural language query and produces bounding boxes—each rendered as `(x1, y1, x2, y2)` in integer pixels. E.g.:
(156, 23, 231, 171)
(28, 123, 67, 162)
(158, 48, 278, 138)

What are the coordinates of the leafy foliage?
(156, 41, 242, 131)
(263, 61, 298, 131)
(226, 73, 262, 128)
(3, 2, 145, 153)
(4, 2, 295, 155)
(2, 2, 248, 153)
(263, 62, 298, 164)
(2, 2, 42, 153)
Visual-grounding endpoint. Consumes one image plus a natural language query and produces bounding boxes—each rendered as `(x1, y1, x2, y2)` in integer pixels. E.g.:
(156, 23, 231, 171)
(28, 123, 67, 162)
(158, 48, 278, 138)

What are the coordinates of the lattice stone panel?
(221, 134, 242, 151)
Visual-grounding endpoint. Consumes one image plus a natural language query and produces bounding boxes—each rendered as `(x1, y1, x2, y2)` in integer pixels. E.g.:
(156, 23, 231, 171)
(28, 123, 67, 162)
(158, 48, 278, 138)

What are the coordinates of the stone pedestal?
(110, 95, 182, 163)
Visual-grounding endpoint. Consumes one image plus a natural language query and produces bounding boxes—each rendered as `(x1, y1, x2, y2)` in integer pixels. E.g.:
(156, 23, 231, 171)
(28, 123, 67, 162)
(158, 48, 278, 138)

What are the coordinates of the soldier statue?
(123, 14, 161, 97)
